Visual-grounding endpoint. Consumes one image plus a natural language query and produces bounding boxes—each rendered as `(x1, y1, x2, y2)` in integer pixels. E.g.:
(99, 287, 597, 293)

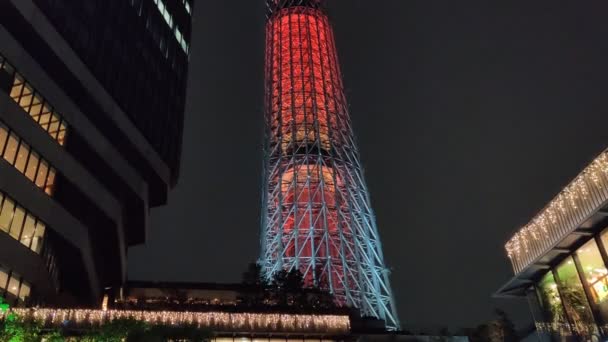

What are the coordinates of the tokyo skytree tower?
(259, 0, 401, 330)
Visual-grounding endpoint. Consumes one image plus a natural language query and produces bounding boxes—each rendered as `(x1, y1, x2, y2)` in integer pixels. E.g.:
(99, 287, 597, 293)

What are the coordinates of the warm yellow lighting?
(1, 308, 350, 334)
(505, 151, 608, 274)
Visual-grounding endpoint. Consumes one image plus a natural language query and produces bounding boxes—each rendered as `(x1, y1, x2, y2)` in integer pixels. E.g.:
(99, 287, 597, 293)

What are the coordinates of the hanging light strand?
(505, 151, 608, 273)
(0, 308, 350, 334)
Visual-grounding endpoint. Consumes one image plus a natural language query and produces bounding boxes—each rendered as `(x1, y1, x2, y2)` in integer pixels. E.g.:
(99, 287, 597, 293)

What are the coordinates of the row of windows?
(130, 0, 189, 56)
(0, 191, 46, 254)
(0, 56, 69, 146)
(0, 266, 31, 304)
(152, 0, 190, 53)
(536, 229, 608, 337)
(0, 122, 56, 196)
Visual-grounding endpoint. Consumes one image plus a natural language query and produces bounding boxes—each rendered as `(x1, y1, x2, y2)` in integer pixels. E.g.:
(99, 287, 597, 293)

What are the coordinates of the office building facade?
(0, 0, 192, 306)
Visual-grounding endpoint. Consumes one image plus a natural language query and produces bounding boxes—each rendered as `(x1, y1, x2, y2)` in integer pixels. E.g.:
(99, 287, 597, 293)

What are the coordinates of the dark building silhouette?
(0, 0, 192, 307)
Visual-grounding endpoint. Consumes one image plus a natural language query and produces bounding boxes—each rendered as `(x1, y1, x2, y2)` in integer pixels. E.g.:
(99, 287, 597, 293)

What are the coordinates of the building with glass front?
(496, 148, 608, 341)
(0, 0, 192, 307)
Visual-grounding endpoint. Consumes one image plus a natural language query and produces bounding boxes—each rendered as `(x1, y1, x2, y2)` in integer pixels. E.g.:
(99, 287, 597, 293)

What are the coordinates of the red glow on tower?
(266, 6, 352, 296)
(268, 8, 343, 152)
(261, 1, 400, 329)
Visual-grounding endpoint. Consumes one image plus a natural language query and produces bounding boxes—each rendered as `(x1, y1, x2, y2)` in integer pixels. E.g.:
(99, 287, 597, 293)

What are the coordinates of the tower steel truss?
(259, 0, 401, 330)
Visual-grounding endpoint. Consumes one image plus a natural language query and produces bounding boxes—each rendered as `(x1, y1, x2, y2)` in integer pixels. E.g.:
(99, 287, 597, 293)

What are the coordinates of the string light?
(0, 308, 350, 334)
(505, 151, 608, 273)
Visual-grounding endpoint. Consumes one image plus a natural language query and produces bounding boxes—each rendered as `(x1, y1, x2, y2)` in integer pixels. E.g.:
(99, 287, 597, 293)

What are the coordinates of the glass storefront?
(555, 257, 596, 336)
(537, 272, 568, 326)
(532, 231, 608, 339)
(577, 239, 608, 304)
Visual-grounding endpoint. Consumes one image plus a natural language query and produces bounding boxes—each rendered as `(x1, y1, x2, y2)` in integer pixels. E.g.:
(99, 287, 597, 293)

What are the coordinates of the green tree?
(0, 315, 42, 342)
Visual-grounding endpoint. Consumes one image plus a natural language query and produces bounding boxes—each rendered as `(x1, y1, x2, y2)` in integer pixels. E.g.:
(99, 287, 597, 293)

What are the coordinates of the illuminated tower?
(259, 0, 400, 330)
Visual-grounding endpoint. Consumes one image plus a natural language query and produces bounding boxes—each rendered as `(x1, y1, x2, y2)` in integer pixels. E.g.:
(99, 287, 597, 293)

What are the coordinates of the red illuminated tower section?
(260, 0, 401, 330)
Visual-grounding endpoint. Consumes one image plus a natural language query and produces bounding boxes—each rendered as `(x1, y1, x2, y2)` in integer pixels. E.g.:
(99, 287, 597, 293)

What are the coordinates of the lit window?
(2, 56, 69, 146)
(39, 111, 51, 130)
(0, 267, 8, 290)
(7, 274, 19, 296)
(48, 114, 61, 139)
(18, 282, 30, 302)
(20, 214, 35, 249)
(0, 197, 15, 232)
(9, 76, 24, 99)
(577, 239, 608, 303)
(25, 151, 39, 181)
(3, 133, 18, 164)
(0, 123, 7, 154)
(35, 161, 48, 189)
(14, 142, 29, 173)
(555, 257, 596, 333)
(45, 168, 56, 196)
(9, 206, 25, 240)
(0, 191, 47, 254)
(31, 221, 45, 254)
(57, 122, 67, 146)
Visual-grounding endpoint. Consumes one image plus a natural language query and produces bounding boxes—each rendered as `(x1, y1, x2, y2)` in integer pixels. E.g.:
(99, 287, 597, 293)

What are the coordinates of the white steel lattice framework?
(259, 0, 401, 330)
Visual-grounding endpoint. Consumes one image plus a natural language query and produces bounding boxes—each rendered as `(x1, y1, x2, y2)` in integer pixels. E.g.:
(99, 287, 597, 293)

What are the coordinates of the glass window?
(14, 141, 29, 173)
(0, 267, 8, 290)
(38, 104, 52, 124)
(0, 197, 15, 232)
(556, 257, 596, 334)
(538, 272, 568, 323)
(18, 282, 30, 302)
(7, 274, 19, 296)
(48, 114, 60, 138)
(35, 160, 48, 189)
(29, 95, 42, 117)
(18, 88, 32, 110)
(577, 239, 608, 303)
(24, 151, 39, 181)
(599, 229, 608, 260)
(0, 124, 8, 154)
(9, 206, 24, 240)
(9, 76, 23, 99)
(45, 168, 56, 196)
(3, 133, 19, 164)
(31, 221, 45, 254)
(38, 111, 51, 130)
(57, 123, 67, 146)
(20, 214, 35, 249)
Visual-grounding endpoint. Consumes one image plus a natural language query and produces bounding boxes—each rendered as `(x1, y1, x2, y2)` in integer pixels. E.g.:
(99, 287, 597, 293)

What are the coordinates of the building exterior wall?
(0, 0, 191, 307)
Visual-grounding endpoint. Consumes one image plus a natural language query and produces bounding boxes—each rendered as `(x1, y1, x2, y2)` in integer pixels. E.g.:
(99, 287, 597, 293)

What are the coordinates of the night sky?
(129, 0, 608, 332)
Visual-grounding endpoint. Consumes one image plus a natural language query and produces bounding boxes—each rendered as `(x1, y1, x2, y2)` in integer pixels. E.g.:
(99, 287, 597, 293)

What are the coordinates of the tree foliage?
(0, 315, 210, 342)
(238, 262, 337, 311)
(464, 309, 518, 342)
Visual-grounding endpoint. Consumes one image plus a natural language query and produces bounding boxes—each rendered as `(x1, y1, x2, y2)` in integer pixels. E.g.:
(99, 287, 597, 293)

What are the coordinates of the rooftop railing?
(506, 149, 608, 274)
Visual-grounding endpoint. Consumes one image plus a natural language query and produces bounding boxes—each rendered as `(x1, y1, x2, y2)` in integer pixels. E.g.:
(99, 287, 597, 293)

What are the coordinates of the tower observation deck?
(259, 0, 401, 330)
